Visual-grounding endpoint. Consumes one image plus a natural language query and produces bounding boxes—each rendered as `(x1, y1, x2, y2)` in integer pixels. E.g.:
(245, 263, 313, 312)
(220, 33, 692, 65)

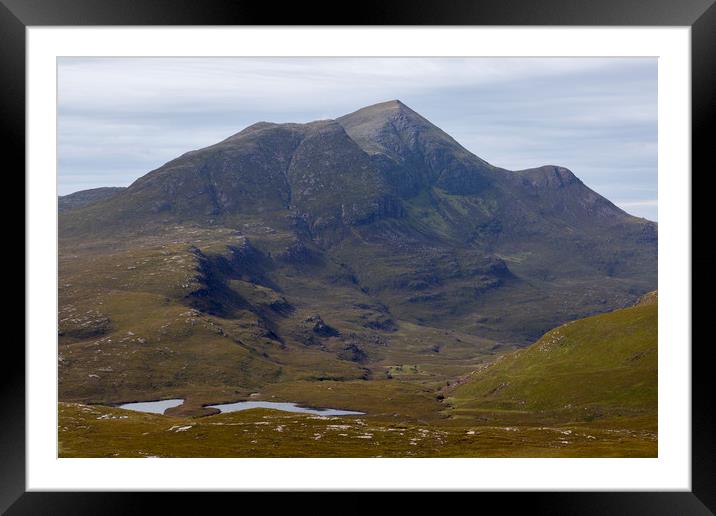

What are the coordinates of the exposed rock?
(59, 310, 111, 339)
(338, 343, 368, 363)
(635, 290, 658, 306)
(304, 314, 340, 337)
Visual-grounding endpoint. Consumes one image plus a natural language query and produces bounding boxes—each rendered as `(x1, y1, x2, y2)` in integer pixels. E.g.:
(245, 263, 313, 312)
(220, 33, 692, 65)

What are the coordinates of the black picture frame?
(4, 0, 714, 512)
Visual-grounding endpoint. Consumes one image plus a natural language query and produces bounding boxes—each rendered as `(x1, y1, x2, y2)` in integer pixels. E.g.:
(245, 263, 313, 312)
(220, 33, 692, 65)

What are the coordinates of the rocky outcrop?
(338, 342, 368, 363)
(635, 290, 658, 306)
(304, 314, 340, 338)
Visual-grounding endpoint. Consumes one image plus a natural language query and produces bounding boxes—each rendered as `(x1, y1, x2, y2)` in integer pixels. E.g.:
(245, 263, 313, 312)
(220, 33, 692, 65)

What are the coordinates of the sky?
(58, 57, 657, 221)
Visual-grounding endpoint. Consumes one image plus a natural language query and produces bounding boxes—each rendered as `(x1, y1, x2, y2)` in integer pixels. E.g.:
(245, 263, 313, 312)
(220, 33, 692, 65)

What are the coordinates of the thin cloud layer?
(58, 57, 657, 220)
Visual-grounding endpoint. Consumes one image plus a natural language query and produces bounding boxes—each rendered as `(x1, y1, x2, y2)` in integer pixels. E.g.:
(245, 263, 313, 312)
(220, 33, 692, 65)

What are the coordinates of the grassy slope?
(59, 402, 656, 458)
(447, 296, 657, 430)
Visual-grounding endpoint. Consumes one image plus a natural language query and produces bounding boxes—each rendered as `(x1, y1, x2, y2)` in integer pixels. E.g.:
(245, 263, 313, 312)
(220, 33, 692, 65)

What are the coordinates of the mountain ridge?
(58, 186, 126, 212)
(60, 100, 646, 229)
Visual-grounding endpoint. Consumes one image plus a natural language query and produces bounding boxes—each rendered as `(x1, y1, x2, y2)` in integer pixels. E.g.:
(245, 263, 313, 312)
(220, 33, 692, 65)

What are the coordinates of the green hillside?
(447, 293, 657, 429)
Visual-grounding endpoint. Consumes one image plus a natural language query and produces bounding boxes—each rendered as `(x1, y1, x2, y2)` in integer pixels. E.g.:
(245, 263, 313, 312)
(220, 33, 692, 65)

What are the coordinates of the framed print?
(4, 0, 714, 512)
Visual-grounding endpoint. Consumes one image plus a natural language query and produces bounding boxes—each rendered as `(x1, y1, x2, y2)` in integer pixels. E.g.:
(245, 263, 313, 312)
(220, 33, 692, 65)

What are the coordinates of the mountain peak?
(338, 99, 422, 126)
(336, 99, 494, 197)
(337, 99, 451, 157)
(360, 98, 408, 111)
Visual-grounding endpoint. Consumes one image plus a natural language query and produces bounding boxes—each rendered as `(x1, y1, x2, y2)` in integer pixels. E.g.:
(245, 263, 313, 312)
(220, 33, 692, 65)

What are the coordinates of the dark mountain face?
(59, 100, 656, 345)
(338, 100, 495, 197)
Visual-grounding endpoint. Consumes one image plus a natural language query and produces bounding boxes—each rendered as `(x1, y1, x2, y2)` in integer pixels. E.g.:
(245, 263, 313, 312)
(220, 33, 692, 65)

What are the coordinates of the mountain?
(58, 186, 126, 212)
(58, 100, 657, 407)
(446, 292, 658, 429)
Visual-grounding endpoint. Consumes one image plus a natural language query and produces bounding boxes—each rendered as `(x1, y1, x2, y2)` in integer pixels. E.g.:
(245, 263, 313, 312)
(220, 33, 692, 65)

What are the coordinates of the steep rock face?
(338, 100, 494, 197)
(508, 165, 628, 223)
(286, 120, 402, 232)
(63, 118, 406, 236)
(126, 123, 304, 217)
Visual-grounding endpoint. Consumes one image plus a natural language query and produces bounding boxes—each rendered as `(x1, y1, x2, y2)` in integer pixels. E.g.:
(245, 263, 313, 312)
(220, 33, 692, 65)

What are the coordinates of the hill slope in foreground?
(59, 294, 657, 457)
(446, 292, 657, 430)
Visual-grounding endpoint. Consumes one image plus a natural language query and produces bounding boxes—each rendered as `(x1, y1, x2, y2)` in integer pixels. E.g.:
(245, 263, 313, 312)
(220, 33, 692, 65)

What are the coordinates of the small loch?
(118, 398, 185, 415)
(206, 401, 364, 416)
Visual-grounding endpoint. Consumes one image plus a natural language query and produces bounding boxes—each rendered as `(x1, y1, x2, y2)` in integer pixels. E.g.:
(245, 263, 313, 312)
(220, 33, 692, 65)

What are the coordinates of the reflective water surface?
(206, 400, 364, 416)
(118, 398, 185, 414)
